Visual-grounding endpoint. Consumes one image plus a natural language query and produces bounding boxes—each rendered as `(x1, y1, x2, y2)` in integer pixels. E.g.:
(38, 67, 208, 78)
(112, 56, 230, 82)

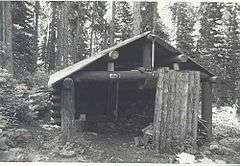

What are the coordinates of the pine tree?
(88, 1, 108, 53)
(115, 1, 133, 41)
(197, 2, 226, 75)
(140, 2, 169, 41)
(70, 1, 90, 61)
(171, 2, 197, 59)
(12, 1, 36, 76)
(224, 3, 240, 96)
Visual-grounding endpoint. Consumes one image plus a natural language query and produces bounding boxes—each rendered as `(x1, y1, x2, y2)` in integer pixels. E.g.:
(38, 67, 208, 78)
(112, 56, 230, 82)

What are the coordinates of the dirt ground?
(1, 106, 240, 163)
(16, 122, 176, 163)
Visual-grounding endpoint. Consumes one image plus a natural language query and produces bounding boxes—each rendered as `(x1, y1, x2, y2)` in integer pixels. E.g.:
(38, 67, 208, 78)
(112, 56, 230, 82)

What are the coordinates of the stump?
(153, 68, 200, 152)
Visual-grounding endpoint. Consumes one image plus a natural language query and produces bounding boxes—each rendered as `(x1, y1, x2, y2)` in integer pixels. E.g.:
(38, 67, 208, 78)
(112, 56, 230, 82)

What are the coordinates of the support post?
(201, 80, 213, 140)
(61, 77, 76, 143)
(142, 42, 152, 70)
(173, 63, 180, 70)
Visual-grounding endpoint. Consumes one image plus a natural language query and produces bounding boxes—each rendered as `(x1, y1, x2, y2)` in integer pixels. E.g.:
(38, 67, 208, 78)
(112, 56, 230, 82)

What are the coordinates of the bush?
(0, 68, 33, 127)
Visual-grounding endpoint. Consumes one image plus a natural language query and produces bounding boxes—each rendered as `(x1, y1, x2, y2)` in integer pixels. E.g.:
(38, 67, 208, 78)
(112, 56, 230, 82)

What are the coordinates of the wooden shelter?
(48, 31, 217, 143)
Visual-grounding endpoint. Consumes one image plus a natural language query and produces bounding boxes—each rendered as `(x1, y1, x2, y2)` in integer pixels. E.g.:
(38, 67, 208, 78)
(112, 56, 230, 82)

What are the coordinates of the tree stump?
(153, 68, 200, 152)
(61, 77, 76, 143)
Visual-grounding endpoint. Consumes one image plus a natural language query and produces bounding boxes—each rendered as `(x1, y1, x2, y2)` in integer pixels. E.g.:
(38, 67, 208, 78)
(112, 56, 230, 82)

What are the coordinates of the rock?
(85, 132, 98, 136)
(210, 144, 219, 150)
(59, 150, 76, 158)
(0, 137, 9, 150)
(107, 122, 116, 129)
(176, 152, 196, 164)
(203, 150, 211, 155)
(0, 115, 8, 129)
(215, 159, 226, 164)
(198, 157, 215, 164)
(41, 124, 61, 131)
(0, 129, 2, 134)
(15, 84, 29, 91)
(219, 137, 240, 151)
(0, 77, 7, 83)
(0, 148, 21, 161)
(13, 128, 32, 143)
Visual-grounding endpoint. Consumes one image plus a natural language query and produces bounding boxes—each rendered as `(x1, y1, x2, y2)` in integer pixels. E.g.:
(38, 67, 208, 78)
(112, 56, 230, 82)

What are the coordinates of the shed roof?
(48, 31, 214, 87)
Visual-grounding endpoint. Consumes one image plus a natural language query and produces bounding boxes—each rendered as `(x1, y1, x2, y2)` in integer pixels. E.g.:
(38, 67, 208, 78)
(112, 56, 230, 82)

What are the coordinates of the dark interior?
(74, 80, 156, 133)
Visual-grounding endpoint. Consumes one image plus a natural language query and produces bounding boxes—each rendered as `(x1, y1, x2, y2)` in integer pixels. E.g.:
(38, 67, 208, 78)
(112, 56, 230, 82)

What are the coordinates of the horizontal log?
(161, 54, 188, 64)
(75, 70, 158, 82)
(107, 50, 119, 61)
(52, 103, 61, 109)
(50, 95, 61, 102)
(209, 76, 221, 83)
(201, 74, 221, 83)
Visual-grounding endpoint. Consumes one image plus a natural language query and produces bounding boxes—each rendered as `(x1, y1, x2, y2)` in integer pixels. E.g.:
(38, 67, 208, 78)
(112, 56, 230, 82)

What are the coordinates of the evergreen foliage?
(12, 1, 36, 76)
(140, 2, 169, 41)
(115, 1, 133, 41)
(170, 2, 197, 59)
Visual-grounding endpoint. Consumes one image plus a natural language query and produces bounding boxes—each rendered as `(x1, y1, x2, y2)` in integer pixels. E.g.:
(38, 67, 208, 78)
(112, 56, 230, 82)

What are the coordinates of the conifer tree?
(197, 2, 226, 75)
(224, 3, 240, 96)
(171, 2, 197, 59)
(12, 1, 36, 76)
(115, 1, 133, 41)
(140, 2, 169, 41)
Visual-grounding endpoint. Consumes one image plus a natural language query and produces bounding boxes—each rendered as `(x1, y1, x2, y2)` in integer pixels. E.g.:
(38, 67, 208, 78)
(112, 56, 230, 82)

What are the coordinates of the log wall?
(153, 68, 201, 152)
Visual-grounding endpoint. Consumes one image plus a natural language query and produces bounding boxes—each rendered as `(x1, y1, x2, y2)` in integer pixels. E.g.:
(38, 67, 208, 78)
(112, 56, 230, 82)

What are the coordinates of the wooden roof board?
(48, 31, 151, 87)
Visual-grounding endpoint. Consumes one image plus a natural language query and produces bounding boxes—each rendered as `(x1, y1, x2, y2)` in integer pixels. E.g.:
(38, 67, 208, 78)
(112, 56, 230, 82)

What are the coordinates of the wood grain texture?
(153, 69, 200, 152)
(61, 78, 76, 143)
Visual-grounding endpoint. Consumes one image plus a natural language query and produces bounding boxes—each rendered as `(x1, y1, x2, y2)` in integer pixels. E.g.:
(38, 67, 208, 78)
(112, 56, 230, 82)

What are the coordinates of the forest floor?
(1, 106, 240, 163)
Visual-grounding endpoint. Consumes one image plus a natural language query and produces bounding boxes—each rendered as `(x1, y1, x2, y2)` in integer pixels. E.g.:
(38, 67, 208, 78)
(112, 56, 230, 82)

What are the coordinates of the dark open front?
(74, 80, 155, 131)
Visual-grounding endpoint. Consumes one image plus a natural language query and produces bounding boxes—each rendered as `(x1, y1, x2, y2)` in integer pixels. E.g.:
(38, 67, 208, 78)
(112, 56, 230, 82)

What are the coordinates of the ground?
(1, 106, 240, 163)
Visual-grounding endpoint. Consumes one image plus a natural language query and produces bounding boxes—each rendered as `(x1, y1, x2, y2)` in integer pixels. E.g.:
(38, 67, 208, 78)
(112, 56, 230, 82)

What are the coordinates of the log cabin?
(48, 31, 217, 141)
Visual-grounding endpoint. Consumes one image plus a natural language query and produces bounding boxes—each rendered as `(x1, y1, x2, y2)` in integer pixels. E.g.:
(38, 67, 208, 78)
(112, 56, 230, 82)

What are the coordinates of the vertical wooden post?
(108, 62, 114, 71)
(143, 42, 152, 70)
(151, 40, 155, 69)
(173, 63, 180, 71)
(61, 77, 76, 143)
(201, 80, 213, 140)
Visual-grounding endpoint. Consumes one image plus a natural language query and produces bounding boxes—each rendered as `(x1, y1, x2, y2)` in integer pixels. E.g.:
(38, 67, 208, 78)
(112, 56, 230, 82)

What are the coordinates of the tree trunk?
(61, 78, 76, 143)
(62, 2, 70, 68)
(90, 2, 96, 55)
(152, 2, 157, 34)
(133, 2, 142, 36)
(34, 1, 39, 69)
(48, 2, 57, 72)
(110, 1, 116, 46)
(56, 3, 63, 70)
(0, 1, 13, 74)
